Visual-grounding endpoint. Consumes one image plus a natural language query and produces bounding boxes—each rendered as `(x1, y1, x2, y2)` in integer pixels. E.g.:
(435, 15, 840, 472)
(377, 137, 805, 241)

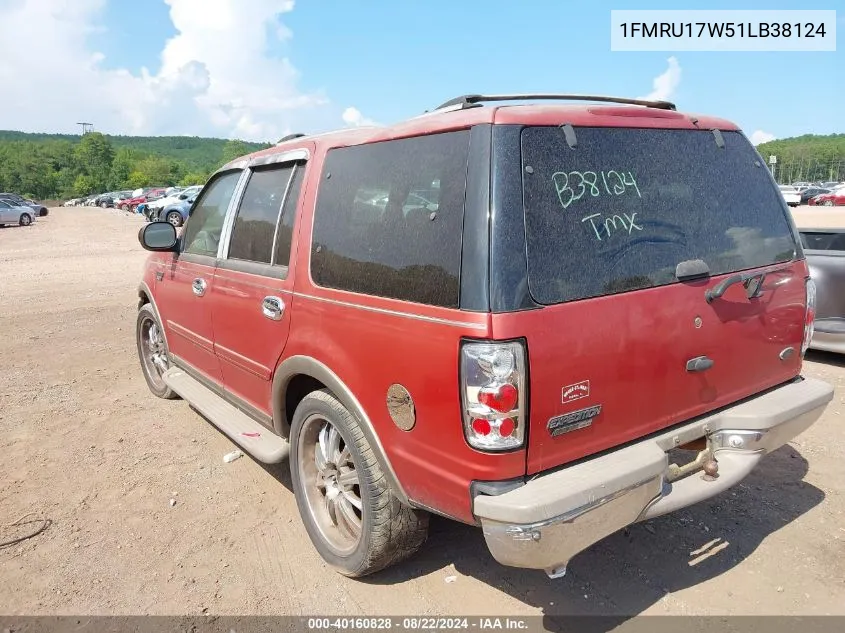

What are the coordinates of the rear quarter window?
(521, 127, 798, 305)
(310, 131, 470, 308)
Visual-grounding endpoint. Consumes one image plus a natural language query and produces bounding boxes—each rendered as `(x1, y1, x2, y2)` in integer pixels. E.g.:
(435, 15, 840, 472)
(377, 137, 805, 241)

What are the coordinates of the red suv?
(136, 94, 833, 579)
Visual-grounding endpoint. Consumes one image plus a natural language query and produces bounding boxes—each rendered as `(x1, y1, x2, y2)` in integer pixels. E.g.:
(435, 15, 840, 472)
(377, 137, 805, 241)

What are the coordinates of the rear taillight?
(460, 341, 526, 451)
(802, 277, 816, 355)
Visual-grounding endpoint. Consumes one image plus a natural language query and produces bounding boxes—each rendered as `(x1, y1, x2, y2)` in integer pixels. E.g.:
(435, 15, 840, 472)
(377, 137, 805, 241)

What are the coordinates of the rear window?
(800, 231, 845, 251)
(521, 127, 798, 305)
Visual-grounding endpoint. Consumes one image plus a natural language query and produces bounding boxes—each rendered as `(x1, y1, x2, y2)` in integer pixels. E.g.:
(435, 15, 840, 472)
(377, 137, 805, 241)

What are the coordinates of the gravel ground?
(0, 207, 843, 620)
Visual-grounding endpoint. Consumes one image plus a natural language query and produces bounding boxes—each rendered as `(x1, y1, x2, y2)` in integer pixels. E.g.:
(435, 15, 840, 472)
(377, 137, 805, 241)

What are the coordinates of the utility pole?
(77, 122, 94, 135)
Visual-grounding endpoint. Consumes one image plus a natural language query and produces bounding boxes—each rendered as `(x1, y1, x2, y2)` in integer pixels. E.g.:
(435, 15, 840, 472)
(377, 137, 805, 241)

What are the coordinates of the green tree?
(221, 139, 251, 164)
(73, 174, 97, 196)
(74, 132, 115, 191)
(179, 171, 209, 186)
(109, 147, 138, 189)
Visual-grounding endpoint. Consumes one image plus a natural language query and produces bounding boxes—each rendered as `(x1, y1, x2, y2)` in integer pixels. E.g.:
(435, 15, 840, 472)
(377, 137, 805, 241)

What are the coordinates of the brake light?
(460, 341, 526, 451)
(802, 277, 816, 355)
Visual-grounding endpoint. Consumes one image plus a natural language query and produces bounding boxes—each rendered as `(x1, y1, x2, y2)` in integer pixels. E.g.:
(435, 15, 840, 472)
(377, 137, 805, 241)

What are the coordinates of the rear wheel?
(824, 200, 835, 207)
(290, 390, 428, 577)
(166, 211, 183, 227)
(136, 304, 178, 399)
(100, 202, 108, 208)
(19, 213, 32, 226)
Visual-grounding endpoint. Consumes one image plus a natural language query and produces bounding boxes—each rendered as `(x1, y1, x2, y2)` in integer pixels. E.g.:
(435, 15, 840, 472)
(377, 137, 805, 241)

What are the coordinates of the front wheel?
(100, 202, 108, 208)
(136, 304, 178, 399)
(19, 213, 32, 226)
(824, 200, 835, 207)
(290, 390, 429, 577)
(166, 211, 183, 227)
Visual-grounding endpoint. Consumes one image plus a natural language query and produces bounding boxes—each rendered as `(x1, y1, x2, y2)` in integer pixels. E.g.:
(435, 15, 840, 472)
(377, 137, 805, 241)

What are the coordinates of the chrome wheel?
(297, 415, 362, 555)
(167, 212, 182, 227)
(139, 316, 169, 388)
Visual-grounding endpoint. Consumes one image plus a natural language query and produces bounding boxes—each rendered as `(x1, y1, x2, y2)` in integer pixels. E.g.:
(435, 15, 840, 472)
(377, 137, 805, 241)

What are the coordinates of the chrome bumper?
(473, 377, 833, 578)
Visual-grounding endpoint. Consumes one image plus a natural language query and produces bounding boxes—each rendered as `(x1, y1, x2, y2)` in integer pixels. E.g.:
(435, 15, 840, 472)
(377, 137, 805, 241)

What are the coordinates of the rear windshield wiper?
(675, 259, 711, 281)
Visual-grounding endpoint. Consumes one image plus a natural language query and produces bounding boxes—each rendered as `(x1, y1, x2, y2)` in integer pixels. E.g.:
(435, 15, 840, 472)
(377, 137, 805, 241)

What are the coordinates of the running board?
(162, 367, 290, 463)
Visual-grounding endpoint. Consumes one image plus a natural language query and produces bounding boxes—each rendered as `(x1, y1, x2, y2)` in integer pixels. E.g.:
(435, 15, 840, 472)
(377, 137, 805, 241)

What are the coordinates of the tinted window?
(182, 170, 242, 257)
(800, 232, 845, 251)
(521, 127, 798, 305)
(311, 132, 469, 307)
(228, 165, 294, 264)
(273, 163, 305, 267)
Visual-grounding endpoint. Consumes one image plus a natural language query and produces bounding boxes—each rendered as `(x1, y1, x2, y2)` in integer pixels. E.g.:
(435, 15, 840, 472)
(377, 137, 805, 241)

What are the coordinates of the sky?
(0, 0, 841, 144)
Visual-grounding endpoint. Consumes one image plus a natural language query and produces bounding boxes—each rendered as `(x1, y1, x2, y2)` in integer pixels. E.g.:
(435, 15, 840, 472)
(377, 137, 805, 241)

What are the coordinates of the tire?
(136, 304, 178, 399)
(101, 202, 108, 209)
(290, 389, 429, 577)
(19, 213, 32, 226)
(120, 204, 128, 211)
(824, 200, 834, 207)
(166, 211, 183, 227)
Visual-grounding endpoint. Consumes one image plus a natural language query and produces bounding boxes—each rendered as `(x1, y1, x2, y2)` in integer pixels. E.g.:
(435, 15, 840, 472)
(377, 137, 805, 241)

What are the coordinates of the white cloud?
(341, 107, 380, 128)
(0, 0, 335, 141)
(639, 56, 681, 101)
(750, 130, 776, 145)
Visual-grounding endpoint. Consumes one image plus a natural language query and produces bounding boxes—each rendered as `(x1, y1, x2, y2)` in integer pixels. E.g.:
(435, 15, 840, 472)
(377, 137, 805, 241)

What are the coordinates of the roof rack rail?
(277, 133, 306, 143)
(433, 93, 677, 112)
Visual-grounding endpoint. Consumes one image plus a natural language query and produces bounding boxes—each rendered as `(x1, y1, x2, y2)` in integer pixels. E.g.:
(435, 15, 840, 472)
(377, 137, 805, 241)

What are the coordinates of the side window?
(310, 131, 470, 308)
(227, 164, 294, 264)
(0, 201, 10, 209)
(182, 170, 242, 257)
(273, 164, 306, 267)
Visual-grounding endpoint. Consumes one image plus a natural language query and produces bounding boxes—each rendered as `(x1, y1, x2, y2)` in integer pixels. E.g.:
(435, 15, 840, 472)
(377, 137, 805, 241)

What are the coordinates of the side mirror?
(138, 221, 178, 252)
(178, 194, 187, 200)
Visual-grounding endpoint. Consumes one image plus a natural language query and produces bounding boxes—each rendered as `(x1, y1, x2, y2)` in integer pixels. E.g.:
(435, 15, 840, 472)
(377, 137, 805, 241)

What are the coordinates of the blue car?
(157, 197, 195, 227)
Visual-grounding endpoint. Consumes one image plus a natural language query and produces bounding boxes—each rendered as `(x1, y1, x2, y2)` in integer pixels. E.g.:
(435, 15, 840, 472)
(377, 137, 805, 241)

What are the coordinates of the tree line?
(756, 133, 845, 183)
(0, 131, 270, 200)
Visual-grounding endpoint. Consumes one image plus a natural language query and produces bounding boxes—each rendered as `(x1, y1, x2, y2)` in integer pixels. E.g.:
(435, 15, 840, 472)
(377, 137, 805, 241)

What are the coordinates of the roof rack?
(277, 133, 306, 143)
(433, 93, 677, 112)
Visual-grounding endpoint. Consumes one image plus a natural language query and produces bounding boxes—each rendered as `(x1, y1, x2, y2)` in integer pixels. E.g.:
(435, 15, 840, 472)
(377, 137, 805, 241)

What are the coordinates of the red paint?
(491, 261, 808, 474)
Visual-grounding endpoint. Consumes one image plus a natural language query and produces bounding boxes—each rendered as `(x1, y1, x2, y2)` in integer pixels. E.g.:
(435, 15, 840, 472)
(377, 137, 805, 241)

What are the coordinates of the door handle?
(686, 356, 714, 372)
(262, 296, 285, 321)
(192, 278, 207, 297)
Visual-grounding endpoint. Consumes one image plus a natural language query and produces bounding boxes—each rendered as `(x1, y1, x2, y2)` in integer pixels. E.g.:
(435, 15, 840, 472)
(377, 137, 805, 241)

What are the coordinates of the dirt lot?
(1, 207, 844, 619)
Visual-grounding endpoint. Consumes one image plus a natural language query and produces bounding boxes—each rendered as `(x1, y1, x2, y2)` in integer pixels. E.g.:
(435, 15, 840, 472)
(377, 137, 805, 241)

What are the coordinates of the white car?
(146, 185, 203, 215)
(778, 185, 801, 207)
(0, 199, 37, 226)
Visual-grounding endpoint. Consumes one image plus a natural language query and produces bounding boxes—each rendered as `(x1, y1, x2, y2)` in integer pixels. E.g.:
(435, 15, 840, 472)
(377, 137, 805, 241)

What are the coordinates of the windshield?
(521, 127, 798, 305)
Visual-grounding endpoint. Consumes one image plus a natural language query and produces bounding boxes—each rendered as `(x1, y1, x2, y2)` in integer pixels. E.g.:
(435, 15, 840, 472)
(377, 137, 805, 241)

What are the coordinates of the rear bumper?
(809, 319, 845, 354)
(473, 377, 833, 578)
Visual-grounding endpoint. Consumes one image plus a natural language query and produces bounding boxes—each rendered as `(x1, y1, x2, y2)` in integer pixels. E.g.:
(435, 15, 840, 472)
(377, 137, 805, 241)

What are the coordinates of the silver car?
(0, 199, 37, 227)
(799, 228, 845, 354)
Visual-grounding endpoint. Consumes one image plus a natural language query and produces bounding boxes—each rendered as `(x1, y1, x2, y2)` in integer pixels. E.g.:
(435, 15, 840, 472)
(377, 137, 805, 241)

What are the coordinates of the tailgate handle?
(705, 274, 743, 303)
(686, 356, 714, 372)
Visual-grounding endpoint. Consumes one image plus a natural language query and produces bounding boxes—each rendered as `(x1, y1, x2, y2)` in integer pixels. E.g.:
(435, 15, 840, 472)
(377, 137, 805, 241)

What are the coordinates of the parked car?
(797, 228, 845, 354)
(811, 186, 845, 207)
(0, 193, 48, 217)
(0, 199, 37, 226)
(800, 187, 831, 204)
(135, 93, 833, 579)
(778, 184, 801, 207)
(120, 188, 168, 212)
(155, 196, 196, 227)
(146, 185, 203, 218)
